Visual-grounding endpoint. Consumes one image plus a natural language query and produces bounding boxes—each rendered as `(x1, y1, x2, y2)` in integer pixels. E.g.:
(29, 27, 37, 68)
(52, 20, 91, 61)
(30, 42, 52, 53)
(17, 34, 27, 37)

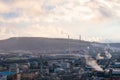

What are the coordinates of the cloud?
(0, 0, 120, 22)
(0, 24, 68, 40)
(0, 1, 10, 13)
(0, 0, 120, 42)
(0, 12, 19, 19)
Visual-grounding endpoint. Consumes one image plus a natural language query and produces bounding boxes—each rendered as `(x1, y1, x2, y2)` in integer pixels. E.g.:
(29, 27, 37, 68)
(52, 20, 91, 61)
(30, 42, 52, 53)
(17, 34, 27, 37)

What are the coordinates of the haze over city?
(0, 0, 120, 42)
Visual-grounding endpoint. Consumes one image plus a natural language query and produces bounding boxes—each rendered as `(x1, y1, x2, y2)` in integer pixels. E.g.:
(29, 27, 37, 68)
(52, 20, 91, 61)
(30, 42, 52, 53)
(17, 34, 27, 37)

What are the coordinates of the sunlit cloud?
(0, 0, 120, 42)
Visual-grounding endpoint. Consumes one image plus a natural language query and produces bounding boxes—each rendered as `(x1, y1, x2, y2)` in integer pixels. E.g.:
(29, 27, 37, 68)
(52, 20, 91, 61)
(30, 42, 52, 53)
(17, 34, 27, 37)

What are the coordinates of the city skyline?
(0, 0, 120, 42)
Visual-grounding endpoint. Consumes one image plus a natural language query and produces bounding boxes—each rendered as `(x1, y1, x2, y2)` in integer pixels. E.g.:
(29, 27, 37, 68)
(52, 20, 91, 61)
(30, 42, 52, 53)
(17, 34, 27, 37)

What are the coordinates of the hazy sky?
(0, 0, 120, 42)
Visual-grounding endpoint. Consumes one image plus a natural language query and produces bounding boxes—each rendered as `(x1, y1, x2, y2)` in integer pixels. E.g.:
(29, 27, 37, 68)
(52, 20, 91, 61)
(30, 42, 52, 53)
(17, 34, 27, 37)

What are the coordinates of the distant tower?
(68, 35, 70, 54)
(68, 35, 70, 39)
(79, 35, 81, 41)
(79, 35, 81, 50)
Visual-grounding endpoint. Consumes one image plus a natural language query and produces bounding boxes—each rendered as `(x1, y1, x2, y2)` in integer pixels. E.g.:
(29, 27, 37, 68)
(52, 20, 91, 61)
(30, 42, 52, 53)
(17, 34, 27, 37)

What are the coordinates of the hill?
(0, 37, 91, 52)
(109, 43, 120, 48)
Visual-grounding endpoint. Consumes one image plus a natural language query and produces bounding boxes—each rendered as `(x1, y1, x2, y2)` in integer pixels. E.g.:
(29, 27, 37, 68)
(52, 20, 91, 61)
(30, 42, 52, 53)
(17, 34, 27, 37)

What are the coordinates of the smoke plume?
(105, 51, 112, 59)
(96, 53, 104, 60)
(85, 55, 103, 72)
